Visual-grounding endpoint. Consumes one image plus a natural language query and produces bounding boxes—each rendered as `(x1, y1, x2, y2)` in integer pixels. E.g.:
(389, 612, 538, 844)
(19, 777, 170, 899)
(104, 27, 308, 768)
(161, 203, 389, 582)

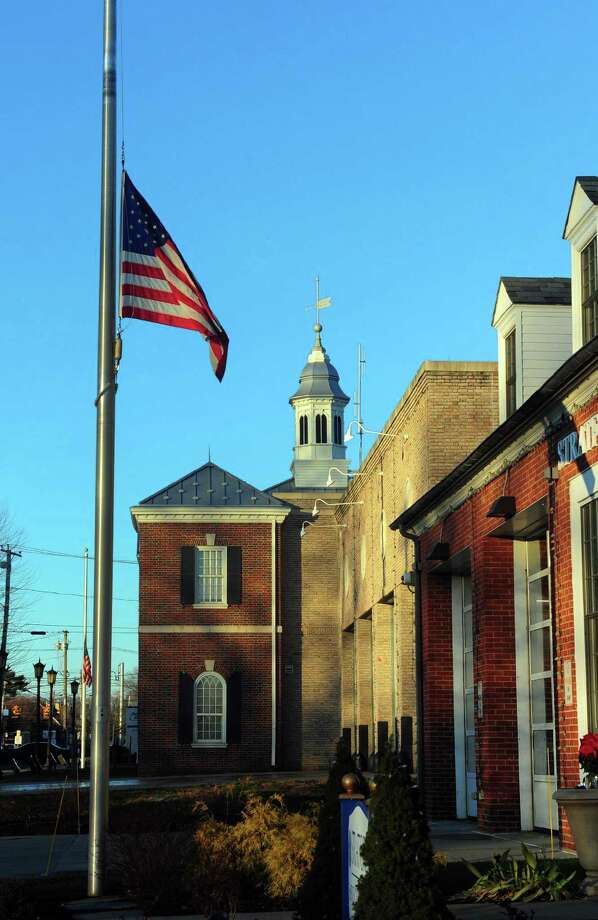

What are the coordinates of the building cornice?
(131, 505, 291, 529)
(392, 345, 598, 537)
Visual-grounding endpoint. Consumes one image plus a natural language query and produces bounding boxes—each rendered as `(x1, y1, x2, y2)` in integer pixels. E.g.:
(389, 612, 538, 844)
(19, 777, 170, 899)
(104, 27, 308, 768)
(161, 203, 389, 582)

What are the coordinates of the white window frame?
(193, 671, 227, 748)
(193, 545, 228, 609)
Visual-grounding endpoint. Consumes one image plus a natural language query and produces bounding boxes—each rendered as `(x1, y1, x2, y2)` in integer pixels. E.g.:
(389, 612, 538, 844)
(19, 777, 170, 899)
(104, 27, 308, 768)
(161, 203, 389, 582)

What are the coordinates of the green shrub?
(464, 845, 580, 903)
(354, 759, 452, 920)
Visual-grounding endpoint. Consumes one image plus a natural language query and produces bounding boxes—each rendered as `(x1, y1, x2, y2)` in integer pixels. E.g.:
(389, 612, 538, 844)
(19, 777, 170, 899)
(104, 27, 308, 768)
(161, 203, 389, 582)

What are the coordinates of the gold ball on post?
(341, 772, 359, 795)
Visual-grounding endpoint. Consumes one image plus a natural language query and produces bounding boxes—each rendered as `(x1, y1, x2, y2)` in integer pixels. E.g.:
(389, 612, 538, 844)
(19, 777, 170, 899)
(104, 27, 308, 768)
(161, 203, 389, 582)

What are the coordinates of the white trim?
(131, 506, 291, 527)
(139, 625, 272, 634)
(451, 576, 466, 819)
(569, 462, 598, 739)
(513, 541, 533, 831)
(193, 670, 227, 747)
(271, 520, 277, 768)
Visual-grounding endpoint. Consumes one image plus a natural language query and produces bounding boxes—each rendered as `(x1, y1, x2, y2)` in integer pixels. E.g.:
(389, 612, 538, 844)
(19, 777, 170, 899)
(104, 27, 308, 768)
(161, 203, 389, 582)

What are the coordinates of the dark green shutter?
(227, 671, 242, 743)
(227, 547, 242, 604)
(177, 672, 194, 744)
(181, 546, 195, 605)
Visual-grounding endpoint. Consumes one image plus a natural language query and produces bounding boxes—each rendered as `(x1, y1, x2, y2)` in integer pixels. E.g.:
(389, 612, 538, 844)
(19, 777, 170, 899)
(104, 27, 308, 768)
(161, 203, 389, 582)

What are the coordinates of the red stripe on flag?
(120, 305, 208, 333)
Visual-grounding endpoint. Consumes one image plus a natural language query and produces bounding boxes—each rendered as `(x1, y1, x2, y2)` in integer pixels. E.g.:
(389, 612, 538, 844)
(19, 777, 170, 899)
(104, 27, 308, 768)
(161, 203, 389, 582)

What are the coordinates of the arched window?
(334, 415, 342, 445)
(194, 671, 227, 747)
(316, 414, 328, 444)
(299, 415, 308, 445)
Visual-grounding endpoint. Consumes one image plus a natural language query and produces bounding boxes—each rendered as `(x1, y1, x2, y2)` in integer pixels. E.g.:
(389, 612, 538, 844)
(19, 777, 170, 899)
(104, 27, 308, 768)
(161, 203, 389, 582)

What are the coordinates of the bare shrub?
(109, 831, 194, 914)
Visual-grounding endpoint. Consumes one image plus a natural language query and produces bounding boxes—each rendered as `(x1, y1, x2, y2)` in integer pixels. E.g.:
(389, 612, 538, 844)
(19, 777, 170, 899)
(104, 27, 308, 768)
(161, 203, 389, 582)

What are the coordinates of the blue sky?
(1, 0, 594, 686)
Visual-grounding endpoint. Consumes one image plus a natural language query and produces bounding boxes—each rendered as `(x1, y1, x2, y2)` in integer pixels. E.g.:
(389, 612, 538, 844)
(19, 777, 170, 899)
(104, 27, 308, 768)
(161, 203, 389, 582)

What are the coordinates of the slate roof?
(576, 176, 598, 205)
(562, 176, 598, 238)
(139, 462, 289, 508)
(500, 277, 571, 306)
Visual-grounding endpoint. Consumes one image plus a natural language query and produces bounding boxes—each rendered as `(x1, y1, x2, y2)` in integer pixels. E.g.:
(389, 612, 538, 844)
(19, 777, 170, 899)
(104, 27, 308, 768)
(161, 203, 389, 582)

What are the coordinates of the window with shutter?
(181, 545, 242, 608)
(193, 671, 227, 747)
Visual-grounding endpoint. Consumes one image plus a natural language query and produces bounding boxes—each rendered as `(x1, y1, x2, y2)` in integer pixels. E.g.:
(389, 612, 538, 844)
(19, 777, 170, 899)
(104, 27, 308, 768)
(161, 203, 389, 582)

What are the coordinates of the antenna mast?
(355, 344, 365, 467)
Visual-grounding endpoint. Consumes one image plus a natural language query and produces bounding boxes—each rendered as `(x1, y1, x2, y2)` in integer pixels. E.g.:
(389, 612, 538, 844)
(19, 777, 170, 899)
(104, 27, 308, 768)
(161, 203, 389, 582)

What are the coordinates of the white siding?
(521, 307, 572, 403)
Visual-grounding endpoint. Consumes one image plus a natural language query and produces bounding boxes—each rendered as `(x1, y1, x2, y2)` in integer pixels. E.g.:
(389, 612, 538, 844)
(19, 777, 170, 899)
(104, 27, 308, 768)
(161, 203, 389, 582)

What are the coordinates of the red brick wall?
(137, 520, 274, 775)
(417, 392, 598, 847)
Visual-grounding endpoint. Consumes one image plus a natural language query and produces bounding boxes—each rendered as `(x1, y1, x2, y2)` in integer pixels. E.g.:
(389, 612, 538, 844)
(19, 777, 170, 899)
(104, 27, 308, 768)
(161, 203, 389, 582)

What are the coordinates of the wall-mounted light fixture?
(300, 521, 347, 539)
(326, 467, 384, 486)
(312, 498, 364, 518)
(344, 419, 405, 443)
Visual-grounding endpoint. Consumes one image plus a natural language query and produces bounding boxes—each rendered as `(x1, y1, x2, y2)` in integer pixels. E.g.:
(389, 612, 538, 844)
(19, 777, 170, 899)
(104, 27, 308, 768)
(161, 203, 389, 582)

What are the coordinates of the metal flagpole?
(88, 0, 117, 897)
(80, 547, 88, 770)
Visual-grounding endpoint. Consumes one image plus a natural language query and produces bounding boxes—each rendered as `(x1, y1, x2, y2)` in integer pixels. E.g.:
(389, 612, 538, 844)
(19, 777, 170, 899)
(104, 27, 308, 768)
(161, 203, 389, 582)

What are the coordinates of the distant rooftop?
(140, 462, 289, 508)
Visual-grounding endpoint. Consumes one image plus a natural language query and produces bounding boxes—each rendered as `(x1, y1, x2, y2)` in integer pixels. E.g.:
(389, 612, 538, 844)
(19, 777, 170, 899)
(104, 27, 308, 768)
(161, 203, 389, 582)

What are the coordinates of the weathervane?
(306, 275, 333, 334)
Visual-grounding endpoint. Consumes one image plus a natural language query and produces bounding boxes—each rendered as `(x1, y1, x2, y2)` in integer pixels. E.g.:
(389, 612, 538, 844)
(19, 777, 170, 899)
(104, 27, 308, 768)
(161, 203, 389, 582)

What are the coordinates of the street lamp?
(46, 667, 57, 768)
(70, 679, 79, 763)
(33, 659, 45, 761)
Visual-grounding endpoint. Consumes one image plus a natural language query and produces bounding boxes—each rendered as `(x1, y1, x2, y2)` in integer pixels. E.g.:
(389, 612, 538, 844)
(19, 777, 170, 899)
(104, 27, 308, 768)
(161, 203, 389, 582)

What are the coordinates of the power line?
(12, 586, 137, 603)
(19, 545, 137, 565)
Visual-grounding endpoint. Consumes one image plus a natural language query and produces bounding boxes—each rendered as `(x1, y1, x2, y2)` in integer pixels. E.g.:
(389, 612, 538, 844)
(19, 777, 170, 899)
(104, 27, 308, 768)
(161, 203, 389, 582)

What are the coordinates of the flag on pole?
(120, 172, 229, 381)
(82, 640, 93, 687)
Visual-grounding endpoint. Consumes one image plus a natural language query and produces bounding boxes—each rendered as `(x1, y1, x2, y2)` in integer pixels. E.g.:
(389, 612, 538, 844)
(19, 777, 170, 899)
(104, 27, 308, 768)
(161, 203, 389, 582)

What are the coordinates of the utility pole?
(80, 547, 89, 769)
(0, 546, 22, 748)
(118, 662, 125, 745)
(63, 630, 69, 742)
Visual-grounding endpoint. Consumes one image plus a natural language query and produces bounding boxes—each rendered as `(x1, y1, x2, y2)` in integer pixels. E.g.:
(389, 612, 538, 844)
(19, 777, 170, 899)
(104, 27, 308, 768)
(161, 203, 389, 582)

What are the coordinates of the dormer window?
(334, 415, 342, 445)
(582, 236, 598, 344)
(299, 415, 309, 445)
(505, 329, 517, 417)
(315, 414, 328, 444)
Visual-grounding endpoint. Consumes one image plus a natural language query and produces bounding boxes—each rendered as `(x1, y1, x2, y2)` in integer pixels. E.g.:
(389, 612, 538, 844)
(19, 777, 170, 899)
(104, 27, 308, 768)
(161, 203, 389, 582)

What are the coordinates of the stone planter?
(553, 788, 598, 895)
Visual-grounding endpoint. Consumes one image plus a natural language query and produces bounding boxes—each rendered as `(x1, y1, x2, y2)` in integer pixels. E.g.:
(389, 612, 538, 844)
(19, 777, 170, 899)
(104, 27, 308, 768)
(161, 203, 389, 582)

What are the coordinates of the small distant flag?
(82, 640, 92, 687)
(120, 171, 229, 381)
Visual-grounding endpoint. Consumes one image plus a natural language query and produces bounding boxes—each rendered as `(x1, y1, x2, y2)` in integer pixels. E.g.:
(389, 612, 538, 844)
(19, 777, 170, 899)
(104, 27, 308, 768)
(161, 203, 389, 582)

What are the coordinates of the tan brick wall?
(275, 490, 345, 770)
(337, 361, 498, 765)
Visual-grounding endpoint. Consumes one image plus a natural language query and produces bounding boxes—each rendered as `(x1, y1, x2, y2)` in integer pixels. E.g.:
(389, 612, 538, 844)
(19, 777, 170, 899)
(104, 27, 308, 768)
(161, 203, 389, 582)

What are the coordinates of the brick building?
(133, 322, 350, 774)
(391, 177, 598, 845)
(133, 312, 499, 775)
(335, 361, 498, 769)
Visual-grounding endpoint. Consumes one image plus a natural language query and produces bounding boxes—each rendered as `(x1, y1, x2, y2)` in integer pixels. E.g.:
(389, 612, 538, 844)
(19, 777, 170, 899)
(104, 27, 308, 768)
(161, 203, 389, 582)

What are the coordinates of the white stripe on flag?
(122, 250, 162, 268)
(121, 294, 206, 324)
(122, 273, 171, 292)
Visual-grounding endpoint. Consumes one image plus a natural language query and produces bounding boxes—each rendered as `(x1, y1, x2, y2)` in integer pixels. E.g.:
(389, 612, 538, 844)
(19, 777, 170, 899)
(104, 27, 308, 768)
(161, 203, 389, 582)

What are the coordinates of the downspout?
(545, 442, 562, 798)
(398, 524, 424, 793)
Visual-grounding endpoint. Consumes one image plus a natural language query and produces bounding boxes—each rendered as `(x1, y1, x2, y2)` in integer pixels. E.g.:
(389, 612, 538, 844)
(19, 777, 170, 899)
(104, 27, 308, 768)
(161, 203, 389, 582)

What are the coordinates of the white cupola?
(289, 321, 350, 488)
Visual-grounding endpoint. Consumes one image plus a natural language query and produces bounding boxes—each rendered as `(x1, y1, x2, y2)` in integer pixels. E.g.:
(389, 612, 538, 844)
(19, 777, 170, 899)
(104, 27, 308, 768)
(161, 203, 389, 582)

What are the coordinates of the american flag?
(82, 640, 92, 687)
(120, 171, 229, 381)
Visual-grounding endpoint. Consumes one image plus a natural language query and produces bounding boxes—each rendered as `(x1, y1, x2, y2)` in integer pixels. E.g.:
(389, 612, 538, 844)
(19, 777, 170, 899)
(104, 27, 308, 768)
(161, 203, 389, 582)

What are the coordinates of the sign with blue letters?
(340, 797, 369, 920)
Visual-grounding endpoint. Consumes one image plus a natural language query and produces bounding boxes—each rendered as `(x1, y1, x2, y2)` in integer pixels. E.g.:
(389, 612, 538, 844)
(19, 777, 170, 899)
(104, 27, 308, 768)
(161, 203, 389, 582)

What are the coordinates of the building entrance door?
(462, 577, 477, 818)
(526, 539, 557, 831)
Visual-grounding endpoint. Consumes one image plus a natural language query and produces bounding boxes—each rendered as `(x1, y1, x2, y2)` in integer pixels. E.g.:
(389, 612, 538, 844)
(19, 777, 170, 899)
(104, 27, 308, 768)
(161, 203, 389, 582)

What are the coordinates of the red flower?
(579, 733, 598, 759)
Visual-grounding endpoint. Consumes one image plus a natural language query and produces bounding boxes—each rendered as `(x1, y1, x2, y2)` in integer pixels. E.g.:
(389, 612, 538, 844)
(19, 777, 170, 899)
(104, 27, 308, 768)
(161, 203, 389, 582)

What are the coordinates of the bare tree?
(0, 506, 35, 684)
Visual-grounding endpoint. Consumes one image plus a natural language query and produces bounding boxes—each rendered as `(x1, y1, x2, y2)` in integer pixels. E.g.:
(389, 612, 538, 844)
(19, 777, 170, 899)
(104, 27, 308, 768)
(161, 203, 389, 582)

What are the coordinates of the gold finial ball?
(341, 772, 360, 795)
(314, 322, 322, 333)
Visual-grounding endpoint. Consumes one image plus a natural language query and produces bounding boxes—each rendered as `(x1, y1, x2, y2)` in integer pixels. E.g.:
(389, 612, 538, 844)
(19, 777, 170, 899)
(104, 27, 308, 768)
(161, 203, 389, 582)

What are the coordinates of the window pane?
(466, 735, 476, 773)
(533, 730, 555, 776)
(463, 608, 473, 650)
(465, 693, 475, 732)
(464, 650, 473, 688)
(463, 577, 472, 609)
(531, 676, 553, 724)
(528, 576, 550, 626)
(527, 540, 547, 578)
(530, 626, 551, 674)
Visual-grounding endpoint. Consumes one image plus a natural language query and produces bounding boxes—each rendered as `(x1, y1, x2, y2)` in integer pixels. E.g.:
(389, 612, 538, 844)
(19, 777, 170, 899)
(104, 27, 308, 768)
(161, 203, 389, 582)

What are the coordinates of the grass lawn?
(0, 775, 326, 837)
